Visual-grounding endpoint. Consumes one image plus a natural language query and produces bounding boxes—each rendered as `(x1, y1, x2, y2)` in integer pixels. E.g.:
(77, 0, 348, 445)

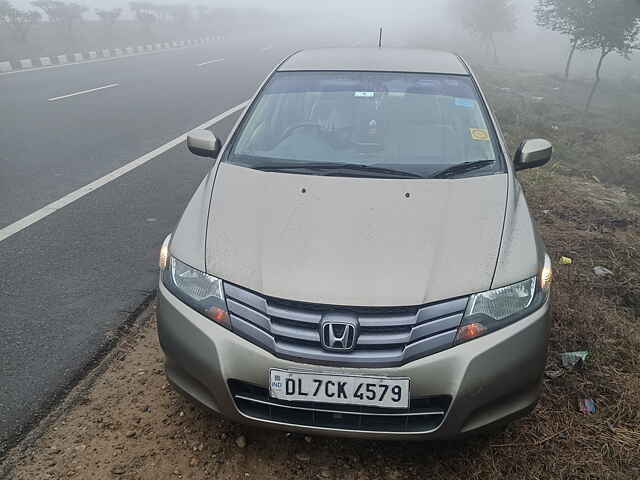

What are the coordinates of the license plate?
(269, 369, 410, 409)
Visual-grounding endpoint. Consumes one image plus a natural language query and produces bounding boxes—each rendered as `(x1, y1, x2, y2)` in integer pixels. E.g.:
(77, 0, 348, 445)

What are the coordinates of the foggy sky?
(8, 0, 639, 79)
(12, 0, 450, 16)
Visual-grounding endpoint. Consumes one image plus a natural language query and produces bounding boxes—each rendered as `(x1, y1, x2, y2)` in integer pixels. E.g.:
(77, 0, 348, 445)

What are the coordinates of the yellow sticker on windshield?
(470, 128, 490, 141)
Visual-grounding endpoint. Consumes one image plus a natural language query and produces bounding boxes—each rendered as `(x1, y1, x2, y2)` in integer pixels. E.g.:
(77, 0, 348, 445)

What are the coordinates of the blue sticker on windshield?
(455, 98, 475, 108)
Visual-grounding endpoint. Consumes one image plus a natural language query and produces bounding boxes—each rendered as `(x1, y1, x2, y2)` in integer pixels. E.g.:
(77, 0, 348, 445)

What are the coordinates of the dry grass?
(477, 67, 640, 194)
(503, 170, 640, 479)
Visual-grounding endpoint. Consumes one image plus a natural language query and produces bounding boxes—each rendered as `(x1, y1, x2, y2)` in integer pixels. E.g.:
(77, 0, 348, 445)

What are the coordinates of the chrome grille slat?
(416, 297, 469, 323)
(404, 331, 458, 361)
(358, 313, 463, 346)
(224, 284, 268, 314)
(357, 313, 419, 328)
(276, 338, 404, 365)
(266, 304, 322, 324)
(230, 314, 275, 350)
(358, 330, 409, 345)
(271, 322, 320, 342)
(409, 313, 463, 342)
(234, 394, 445, 417)
(227, 299, 271, 330)
(224, 282, 468, 367)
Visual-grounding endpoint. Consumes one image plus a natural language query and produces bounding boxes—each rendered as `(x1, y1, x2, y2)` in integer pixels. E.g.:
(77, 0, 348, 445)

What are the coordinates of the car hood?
(206, 163, 508, 307)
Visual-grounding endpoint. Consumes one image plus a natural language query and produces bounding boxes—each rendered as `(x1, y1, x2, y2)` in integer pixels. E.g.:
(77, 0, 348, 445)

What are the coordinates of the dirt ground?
(1, 170, 639, 480)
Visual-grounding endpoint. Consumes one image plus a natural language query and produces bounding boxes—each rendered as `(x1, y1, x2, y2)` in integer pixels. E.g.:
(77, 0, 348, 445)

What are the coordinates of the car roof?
(277, 48, 469, 75)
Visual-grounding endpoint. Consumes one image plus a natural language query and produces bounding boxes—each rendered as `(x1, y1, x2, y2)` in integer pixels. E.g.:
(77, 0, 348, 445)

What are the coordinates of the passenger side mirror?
(514, 139, 552, 171)
(187, 129, 221, 158)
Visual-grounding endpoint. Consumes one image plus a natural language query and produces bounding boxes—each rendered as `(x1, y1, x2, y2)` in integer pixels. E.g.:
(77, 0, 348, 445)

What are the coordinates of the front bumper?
(157, 282, 551, 440)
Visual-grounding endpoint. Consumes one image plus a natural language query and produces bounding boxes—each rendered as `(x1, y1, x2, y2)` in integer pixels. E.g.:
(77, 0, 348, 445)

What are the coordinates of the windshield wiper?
(430, 160, 496, 179)
(251, 162, 423, 179)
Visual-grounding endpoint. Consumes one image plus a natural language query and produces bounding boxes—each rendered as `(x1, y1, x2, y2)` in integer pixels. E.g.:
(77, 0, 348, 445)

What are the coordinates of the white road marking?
(48, 83, 120, 102)
(0, 101, 249, 243)
(261, 45, 273, 52)
(0, 43, 200, 77)
(196, 58, 225, 67)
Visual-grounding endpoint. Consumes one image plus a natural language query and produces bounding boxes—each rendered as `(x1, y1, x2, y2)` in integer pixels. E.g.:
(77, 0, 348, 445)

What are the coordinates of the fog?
(3, 0, 640, 82)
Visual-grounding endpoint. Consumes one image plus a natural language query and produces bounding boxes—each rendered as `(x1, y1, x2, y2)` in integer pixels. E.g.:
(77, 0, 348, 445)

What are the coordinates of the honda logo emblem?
(320, 314, 358, 352)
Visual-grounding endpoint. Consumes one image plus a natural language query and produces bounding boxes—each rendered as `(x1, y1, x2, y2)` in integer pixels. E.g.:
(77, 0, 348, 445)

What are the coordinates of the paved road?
(0, 26, 364, 453)
(0, 35, 267, 227)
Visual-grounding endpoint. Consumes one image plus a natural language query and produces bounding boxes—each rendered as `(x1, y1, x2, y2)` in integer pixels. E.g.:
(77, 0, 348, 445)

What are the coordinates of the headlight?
(161, 255, 230, 328)
(455, 254, 552, 344)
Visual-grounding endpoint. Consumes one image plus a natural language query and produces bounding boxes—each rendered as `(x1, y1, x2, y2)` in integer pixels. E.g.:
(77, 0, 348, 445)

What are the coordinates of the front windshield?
(229, 71, 502, 178)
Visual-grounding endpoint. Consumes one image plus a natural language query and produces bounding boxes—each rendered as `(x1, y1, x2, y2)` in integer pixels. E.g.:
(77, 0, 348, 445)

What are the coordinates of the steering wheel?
(274, 122, 323, 147)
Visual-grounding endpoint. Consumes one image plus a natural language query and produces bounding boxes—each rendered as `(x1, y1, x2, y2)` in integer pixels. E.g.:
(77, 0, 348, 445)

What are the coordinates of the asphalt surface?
(0, 26, 364, 453)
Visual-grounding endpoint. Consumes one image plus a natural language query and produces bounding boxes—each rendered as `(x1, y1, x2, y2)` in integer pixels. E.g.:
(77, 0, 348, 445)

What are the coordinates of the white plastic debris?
(560, 351, 589, 368)
(593, 266, 613, 277)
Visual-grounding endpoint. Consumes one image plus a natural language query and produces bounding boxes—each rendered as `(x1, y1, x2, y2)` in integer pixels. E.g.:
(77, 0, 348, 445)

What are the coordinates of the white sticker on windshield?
(354, 91, 375, 97)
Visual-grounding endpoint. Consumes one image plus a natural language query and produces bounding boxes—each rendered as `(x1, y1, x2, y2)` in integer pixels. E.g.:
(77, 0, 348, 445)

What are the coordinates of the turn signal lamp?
(541, 255, 553, 291)
(206, 306, 231, 328)
(455, 322, 487, 343)
(159, 234, 171, 270)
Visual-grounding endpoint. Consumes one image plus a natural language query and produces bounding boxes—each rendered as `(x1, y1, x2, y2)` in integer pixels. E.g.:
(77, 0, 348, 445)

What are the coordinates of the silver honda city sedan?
(157, 48, 553, 440)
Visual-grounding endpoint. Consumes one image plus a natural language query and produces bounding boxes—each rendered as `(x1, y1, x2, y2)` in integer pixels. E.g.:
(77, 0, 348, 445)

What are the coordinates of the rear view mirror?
(514, 139, 552, 171)
(187, 129, 221, 158)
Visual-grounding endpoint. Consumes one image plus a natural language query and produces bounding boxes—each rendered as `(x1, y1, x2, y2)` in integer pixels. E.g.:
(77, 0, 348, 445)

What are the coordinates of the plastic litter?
(559, 256, 573, 265)
(560, 351, 589, 368)
(578, 398, 597, 414)
(545, 369, 564, 379)
(593, 266, 613, 277)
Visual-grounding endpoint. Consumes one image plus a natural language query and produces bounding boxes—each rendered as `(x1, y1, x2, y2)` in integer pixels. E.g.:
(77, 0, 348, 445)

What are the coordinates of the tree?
(452, 0, 517, 63)
(151, 4, 170, 22)
(166, 4, 191, 27)
(535, 0, 594, 79)
(129, 1, 156, 32)
(31, 0, 86, 36)
(95, 7, 121, 37)
(581, 0, 640, 111)
(195, 4, 207, 21)
(0, 0, 41, 42)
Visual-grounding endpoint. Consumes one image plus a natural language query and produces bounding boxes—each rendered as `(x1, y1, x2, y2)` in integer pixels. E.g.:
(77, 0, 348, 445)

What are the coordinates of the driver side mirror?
(187, 129, 221, 158)
(514, 138, 552, 171)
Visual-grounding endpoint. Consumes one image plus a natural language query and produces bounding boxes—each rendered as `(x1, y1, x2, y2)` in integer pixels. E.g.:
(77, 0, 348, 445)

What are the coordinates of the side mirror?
(514, 138, 552, 171)
(187, 129, 221, 158)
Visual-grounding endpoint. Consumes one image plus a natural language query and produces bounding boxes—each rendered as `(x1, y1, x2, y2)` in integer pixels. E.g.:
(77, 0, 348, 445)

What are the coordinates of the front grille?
(224, 282, 468, 367)
(229, 380, 450, 433)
